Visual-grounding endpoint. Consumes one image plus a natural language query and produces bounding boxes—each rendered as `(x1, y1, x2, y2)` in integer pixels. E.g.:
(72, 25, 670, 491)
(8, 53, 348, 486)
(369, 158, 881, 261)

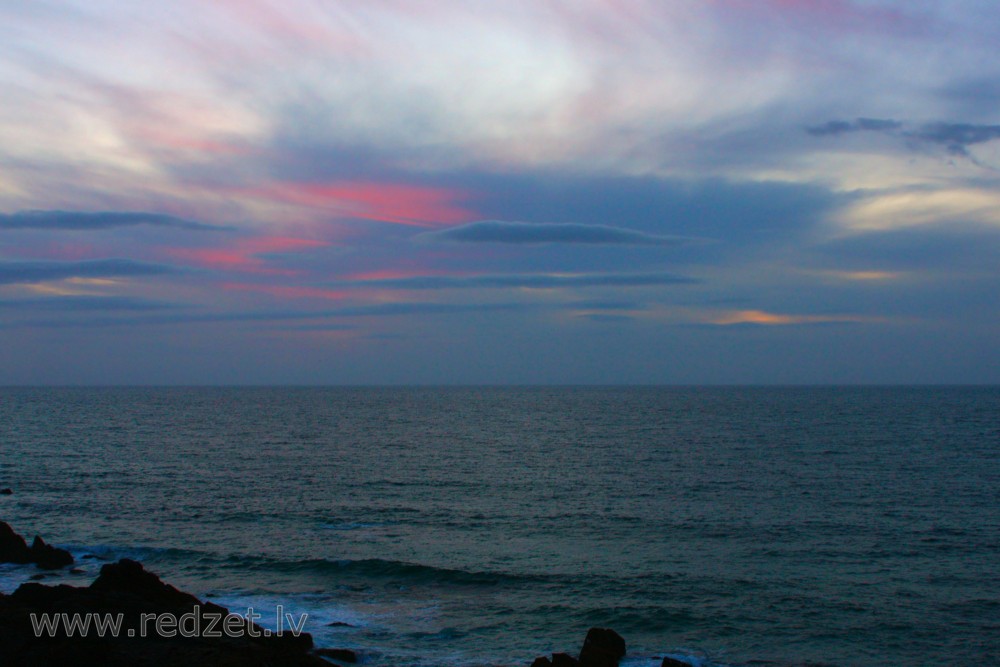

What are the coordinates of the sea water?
(1, 386, 997, 666)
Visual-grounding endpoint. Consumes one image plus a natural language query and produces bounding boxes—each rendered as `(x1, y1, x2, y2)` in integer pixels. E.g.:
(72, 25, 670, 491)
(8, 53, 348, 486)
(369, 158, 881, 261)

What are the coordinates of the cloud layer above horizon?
(2, 0, 999, 384)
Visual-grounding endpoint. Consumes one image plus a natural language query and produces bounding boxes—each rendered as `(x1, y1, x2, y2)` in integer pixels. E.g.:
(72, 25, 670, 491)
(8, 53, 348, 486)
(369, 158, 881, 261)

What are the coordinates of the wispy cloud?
(907, 122, 1000, 157)
(0, 259, 179, 285)
(576, 313, 635, 323)
(420, 220, 693, 245)
(806, 118, 903, 136)
(0, 295, 174, 311)
(705, 309, 876, 326)
(0, 210, 227, 231)
(334, 271, 697, 290)
(807, 118, 1000, 159)
(1, 300, 531, 329)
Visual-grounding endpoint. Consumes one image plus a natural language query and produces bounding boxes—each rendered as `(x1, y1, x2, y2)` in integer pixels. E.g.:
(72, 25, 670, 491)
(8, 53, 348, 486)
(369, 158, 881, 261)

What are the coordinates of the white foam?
(206, 591, 372, 640)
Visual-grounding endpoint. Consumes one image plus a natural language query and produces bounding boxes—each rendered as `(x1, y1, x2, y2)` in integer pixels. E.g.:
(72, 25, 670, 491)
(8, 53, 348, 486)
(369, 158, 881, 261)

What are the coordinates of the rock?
(0, 558, 328, 666)
(69, 568, 85, 574)
(1, 523, 74, 569)
(90, 558, 201, 609)
(30, 535, 74, 569)
(0, 488, 12, 495)
(0, 521, 32, 564)
(552, 653, 580, 667)
(579, 627, 626, 667)
(315, 647, 358, 662)
(28, 574, 46, 581)
(661, 658, 689, 667)
(326, 621, 355, 627)
(531, 658, 553, 667)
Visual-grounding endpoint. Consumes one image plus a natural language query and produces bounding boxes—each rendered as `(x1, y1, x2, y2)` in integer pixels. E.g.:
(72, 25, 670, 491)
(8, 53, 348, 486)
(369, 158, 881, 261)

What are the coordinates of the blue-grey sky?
(2, 0, 999, 384)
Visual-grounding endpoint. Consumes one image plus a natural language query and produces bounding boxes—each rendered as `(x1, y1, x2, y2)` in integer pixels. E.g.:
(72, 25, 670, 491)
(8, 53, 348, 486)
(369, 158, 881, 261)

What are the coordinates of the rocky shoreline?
(1, 521, 656, 667)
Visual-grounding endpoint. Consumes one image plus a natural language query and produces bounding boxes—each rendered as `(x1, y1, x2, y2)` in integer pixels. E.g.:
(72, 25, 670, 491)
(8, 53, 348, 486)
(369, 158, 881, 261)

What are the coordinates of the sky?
(2, 0, 999, 384)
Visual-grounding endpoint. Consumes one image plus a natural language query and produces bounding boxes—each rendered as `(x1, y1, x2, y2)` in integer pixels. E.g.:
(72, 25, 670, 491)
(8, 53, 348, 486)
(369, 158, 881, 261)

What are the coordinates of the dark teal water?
(1, 387, 998, 666)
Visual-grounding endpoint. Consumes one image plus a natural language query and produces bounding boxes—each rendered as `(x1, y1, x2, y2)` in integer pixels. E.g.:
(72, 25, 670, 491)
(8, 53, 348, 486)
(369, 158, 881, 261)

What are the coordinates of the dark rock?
(0, 558, 327, 666)
(69, 568, 85, 574)
(552, 652, 580, 667)
(30, 535, 74, 569)
(579, 627, 626, 667)
(326, 621, 355, 627)
(531, 658, 553, 667)
(1, 523, 73, 569)
(29, 574, 46, 581)
(315, 647, 358, 662)
(661, 658, 689, 667)
(90, 558, 201, 609)
(0, 521, 32, 564)
(0, 488, 12, 495)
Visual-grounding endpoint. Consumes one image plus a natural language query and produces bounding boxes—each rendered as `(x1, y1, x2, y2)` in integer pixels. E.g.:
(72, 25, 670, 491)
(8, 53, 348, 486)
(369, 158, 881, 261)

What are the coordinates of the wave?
(239, 556, 552, 587)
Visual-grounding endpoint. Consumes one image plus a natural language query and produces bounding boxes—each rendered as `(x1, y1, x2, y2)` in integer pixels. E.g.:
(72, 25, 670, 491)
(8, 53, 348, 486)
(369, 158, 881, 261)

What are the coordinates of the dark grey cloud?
(906, 122, 1000, 156)
(807, 117, 1000, 159)
(335, 271, 697, 290)
(420, 220, 690, 246)
(0, 259, 179, 284)
(0, 210, 228, 231)
(806, 117, 902, 136)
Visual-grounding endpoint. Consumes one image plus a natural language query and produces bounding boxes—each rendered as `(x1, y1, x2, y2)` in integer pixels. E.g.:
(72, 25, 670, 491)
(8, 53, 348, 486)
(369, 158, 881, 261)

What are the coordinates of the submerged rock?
(661, 658, 690, 667)
(314, 647, 358, 662)
(0, 488, 12, 495)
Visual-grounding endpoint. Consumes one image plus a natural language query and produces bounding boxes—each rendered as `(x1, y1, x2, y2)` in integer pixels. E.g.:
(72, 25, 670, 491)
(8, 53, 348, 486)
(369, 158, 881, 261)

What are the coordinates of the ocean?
(1, 386, 997, 666)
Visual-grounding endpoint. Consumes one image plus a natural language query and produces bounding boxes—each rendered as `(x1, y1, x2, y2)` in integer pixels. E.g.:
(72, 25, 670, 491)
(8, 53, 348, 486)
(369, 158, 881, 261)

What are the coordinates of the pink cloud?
(259, 181, 475, 227)
(165, 236, 328, 275)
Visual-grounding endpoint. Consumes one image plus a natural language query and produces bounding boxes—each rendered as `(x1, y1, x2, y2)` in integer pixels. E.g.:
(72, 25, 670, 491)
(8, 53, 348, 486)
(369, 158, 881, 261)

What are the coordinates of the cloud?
(577, 313, 635, 323)
(906, 122, 1000, 156)
(806, 117, 903, 136)
(1, 300, 531, 329)
(335, 271, 697, 290)
(568, 299, 643, 310)
(419, 220, 691, 245)
(0, 296, 174, 311)
(704, 309, 874, 326)
(0, 259, 179, 284)
(0, 210, 228, 231)
(806, 118, 1000, 159)
(835, 188, 1000, 231)
(811, 222, 1000, 272)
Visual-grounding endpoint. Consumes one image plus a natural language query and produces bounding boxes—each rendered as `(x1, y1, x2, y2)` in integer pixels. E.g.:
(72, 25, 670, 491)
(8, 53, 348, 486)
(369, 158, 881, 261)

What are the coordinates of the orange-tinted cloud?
(709, 309, 873, 325)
